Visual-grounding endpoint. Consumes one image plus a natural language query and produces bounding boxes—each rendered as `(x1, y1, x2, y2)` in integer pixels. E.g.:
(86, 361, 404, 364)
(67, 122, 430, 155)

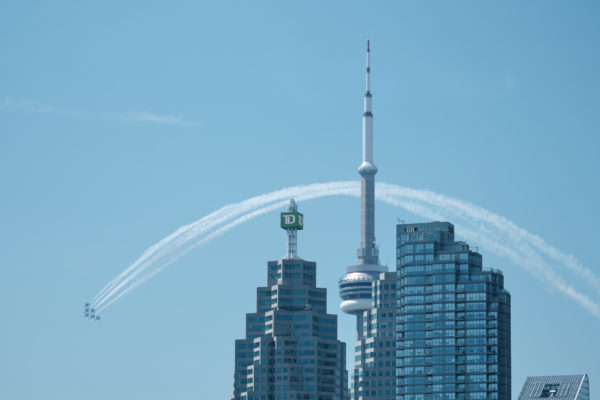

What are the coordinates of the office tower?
(232, 200, 349, 400)
(518, 375, 589, 400)
(396, 222, 511, 400)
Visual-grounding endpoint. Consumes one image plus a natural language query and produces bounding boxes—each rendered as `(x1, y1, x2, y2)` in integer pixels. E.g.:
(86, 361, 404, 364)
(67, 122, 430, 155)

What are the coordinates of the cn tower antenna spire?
(366, 39, 371, 94)
(357, 39, 378, 265)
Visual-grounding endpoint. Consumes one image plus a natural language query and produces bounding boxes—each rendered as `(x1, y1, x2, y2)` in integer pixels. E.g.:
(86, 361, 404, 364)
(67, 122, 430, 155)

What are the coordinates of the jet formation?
(84, 302, 101, 321)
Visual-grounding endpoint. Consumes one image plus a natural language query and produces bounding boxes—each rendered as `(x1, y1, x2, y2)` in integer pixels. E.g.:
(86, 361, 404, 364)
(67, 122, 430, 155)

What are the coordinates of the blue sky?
(1, 1, 599, 399)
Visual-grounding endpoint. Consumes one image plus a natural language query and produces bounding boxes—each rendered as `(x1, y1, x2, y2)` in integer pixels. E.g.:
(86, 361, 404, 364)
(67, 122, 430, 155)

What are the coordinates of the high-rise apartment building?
(232, 200, 348, 400)
(395, 222, 511, 400)
(518, 375, 589, 400)
(351, 271, 397, 399)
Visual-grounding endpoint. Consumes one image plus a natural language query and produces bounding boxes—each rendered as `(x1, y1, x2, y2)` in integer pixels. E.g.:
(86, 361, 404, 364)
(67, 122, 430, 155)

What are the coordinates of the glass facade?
(351, 272, 397, 400)
(395, 222, 511, 400)
(232, 258, 348, 400)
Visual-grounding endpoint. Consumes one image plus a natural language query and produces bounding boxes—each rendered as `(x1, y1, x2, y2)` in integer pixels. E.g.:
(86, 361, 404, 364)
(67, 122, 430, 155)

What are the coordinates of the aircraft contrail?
(90, 195, 301, 306)
(95, 200, 292, 313)
(90, 182, 358, 309)
(88, 181, 600, 319)
(377, 183, 600, 293)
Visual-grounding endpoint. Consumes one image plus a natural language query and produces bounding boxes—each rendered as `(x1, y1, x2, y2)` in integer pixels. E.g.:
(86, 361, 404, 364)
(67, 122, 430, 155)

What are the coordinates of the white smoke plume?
(88, 181, 600, 319)
(91, 182, 357, 310)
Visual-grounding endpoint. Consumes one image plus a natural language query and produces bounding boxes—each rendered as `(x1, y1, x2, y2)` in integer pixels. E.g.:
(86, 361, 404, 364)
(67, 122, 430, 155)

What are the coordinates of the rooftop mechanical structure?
(338, 41, 387, 321)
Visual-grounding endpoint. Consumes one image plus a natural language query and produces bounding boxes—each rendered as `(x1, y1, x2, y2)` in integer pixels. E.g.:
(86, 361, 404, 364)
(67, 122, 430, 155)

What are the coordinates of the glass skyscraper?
(351, 271, 397, 399)
(395, 222, 511, 400)
(232, 200, 348, 400)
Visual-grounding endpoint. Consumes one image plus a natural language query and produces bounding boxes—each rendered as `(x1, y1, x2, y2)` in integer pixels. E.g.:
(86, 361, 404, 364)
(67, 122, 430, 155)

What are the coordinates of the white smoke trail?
(372, 190, 600, 319)
(96, 184, 368, 312)
(457, 226, 600, 318)
(90, 202, 259, 306)
(89, 181, 600, 319)
(91, 182, 358, 309)
(378, 183, 600, 293)
(96, 200, 292, 313)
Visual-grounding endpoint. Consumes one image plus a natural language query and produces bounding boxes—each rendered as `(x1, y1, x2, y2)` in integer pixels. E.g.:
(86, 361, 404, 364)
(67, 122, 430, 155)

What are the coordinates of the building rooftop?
(518, 374, 589, 400)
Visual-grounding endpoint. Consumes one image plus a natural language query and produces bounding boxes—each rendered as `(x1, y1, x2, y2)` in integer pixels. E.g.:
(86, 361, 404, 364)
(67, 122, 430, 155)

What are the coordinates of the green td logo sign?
(281, 212, 303, 230)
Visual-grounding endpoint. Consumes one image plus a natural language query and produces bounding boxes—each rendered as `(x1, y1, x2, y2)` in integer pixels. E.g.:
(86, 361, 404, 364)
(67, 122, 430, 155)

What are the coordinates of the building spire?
(281, 199, 304, 260)
(357, 40, 378, 265)
(366, 39, 371, 94)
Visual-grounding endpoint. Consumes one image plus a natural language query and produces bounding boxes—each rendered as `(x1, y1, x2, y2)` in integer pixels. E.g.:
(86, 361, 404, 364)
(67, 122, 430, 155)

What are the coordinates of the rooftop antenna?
(357, 38, 379, 265)
(281, 199, 303, 259)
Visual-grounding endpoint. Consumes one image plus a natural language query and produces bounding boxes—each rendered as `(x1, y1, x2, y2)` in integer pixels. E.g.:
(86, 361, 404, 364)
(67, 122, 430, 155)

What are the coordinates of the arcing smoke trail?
(377, 183, 600, 294)
(90, 182, 358, 309)
(89, 181, 600, 319)
(96, 200, 291, 313)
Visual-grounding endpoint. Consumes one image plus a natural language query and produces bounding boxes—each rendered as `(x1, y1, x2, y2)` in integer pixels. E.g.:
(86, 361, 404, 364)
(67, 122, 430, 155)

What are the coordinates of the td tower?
(338, 41, 388, 331)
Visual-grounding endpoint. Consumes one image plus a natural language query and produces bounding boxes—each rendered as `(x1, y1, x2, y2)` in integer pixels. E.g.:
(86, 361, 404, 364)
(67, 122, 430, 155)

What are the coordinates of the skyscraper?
(518, 375, 589, 400)
(351, 271, 397, 399)
(396, 222, 511, 400)
(232, 200, 349, 400)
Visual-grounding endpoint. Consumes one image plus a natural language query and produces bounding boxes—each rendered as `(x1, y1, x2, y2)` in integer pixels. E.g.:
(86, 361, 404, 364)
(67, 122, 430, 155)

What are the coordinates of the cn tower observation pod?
(339, 264, 387, 315)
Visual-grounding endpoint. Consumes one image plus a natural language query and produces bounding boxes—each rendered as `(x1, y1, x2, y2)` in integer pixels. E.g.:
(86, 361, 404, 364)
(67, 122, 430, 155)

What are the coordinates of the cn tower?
(338, 41, 387, 325)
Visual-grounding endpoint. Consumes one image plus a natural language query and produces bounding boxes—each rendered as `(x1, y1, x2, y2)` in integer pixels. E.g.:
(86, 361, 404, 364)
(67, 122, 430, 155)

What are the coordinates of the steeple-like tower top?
(281, 199, 303, 260)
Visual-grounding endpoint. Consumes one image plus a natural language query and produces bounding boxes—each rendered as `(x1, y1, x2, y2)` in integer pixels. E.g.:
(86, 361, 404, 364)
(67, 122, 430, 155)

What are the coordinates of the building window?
(541, 383, 560, 397)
